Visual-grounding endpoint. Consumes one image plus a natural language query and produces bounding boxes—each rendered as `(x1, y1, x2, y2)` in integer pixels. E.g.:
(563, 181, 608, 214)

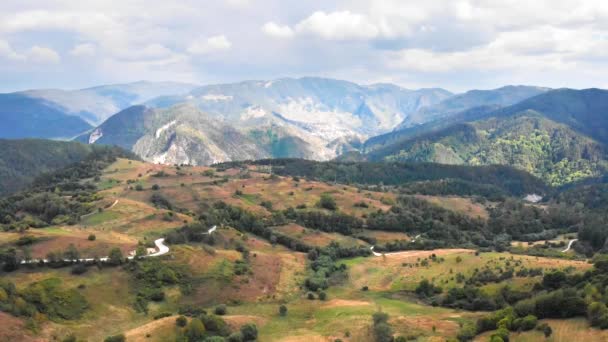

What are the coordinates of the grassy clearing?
(415, 195, 490, 219)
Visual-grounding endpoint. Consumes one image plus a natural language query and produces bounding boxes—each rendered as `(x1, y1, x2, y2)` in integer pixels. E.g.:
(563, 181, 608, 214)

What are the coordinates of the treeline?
(215, 159, 548, 197)
(398, 179, 508, 201)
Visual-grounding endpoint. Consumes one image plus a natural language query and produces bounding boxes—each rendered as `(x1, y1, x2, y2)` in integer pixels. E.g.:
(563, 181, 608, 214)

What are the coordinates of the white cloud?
(0, 39, 24, 60)
(69, 43, 96, 57)
(27, 46, 60, 64)
(295, 11, 379, 40)
(262, 22, 294, 39)
(187, 35, 232, 55)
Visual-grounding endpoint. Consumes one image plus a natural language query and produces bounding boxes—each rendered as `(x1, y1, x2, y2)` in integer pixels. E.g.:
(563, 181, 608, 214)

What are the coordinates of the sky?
(0, 0, 607, 93)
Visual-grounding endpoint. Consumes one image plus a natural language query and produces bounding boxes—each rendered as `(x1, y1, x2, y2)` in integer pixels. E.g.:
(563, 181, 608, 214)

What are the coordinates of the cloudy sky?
(1, 0, 607, 92)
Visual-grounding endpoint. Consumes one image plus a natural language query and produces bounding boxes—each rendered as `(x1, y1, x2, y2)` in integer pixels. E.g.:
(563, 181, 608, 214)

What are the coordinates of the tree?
(64, 243, 80, 260)
(279, 305, 288, 316)
(240, 323, 258, 341)
(372, 312, 389, 325)
(373, 323, 393, 342)
(186, 318, 206, 341)
(107, 248, 124, 266)
(0, 248, 19, 271)
(319, 194, 337, 211)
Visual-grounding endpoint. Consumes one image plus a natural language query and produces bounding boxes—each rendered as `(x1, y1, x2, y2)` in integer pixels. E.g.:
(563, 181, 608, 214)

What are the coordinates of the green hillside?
(0, 139, 134, 195)
(369, 112, 607, 186)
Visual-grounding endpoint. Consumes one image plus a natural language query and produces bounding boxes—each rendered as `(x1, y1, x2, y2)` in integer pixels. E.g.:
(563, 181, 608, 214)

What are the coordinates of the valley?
(1, 152, 606, 341)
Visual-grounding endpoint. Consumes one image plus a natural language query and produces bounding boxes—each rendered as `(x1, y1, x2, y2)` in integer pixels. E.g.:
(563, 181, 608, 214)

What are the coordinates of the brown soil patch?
(27, 235, 136, 259)
(222, 315, 267, 331)
(321, 299, 372, 308)
(0, 312, 41, 342)
(124, 315, 179, 342)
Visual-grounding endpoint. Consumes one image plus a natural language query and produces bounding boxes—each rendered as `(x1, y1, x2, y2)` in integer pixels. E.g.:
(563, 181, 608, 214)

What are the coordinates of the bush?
(240, 323, 258, 341)
(307, 292, 315, 300)
(71, 263, 88, 275)
(490, 328, 509, 342)
(279, 304, 288, 316)
(215, 304, 227, 315)
(176, 315, 188, 327)
(227, 333, 243, 342)
(104, 334, 126, 342)
(318, 194, 337, 211)
(88, 234, 96, 241)
(151, 184, 160, 190)
(152, 312, 171, 320)
(318, 291, 327, 301)
(186, 318, 206, 341)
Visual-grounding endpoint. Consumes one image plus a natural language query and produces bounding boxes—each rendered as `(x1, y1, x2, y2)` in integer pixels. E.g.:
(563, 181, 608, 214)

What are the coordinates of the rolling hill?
(0, 139, 132, 195)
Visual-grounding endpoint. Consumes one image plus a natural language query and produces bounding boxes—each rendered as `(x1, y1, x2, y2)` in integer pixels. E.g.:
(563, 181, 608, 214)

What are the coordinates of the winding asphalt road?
(370, 234, 421, 257)
(20, 225, 217, 264)
(561, 239, 578, 253)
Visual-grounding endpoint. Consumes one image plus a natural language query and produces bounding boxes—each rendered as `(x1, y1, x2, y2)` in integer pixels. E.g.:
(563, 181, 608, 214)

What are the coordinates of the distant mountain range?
(2, 77, 608, 185)
(0, 81, 197, 139)
(76, 77, 454, 164)
(356, 88, 608, 186)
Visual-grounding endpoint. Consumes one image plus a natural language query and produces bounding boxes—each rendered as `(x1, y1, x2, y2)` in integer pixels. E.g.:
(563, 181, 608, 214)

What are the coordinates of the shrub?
(176, 315, 188, 327)
(240, 324, 258, 341)
(307, 292, 315, 300)
(227, 332, 243, 342)
(135, 184, 143, 191)
(279, 304, 288, 316)
(104, 334, 126, 342)
(318, 194, 337, 211)
(186, 318, 206, 341)
(71, 263, 88, 275)
(87, 234, 96, 241)
(215, 304, 227, 315)
(318, 291, 327, 301)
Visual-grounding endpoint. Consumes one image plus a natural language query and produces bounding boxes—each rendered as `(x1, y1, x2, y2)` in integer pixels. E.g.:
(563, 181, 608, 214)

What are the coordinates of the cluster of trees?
(0, 277, 88, 326)
(124, 258, 190, 314)
(367, 196, 489, 248)
(174, 306, 258, 341)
